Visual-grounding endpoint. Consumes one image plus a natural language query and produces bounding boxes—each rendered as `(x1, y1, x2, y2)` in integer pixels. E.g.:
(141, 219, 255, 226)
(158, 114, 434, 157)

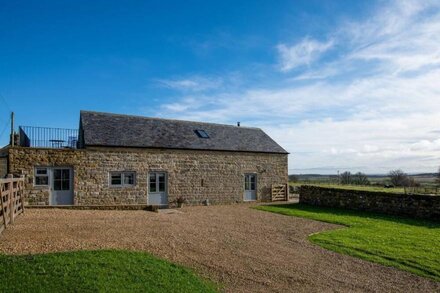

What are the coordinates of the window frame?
(244, 173, 257, 191)
(148, 172, 167, 193)
(109, 171, 136, 187)
(34, 167, 49, 187)
(194, 129, 210, 138)
(53, 168, 71, 191)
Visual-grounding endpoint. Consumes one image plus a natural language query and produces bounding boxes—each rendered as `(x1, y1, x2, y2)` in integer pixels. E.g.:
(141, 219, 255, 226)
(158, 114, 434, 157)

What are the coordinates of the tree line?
(339, 168, 440, 187)
(337, 170, 419, 187)
(290, 167, 440, 187)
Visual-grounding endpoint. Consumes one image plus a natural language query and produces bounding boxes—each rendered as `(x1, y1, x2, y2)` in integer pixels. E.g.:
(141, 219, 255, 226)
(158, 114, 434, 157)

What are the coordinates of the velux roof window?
(195, 129, 210, 138)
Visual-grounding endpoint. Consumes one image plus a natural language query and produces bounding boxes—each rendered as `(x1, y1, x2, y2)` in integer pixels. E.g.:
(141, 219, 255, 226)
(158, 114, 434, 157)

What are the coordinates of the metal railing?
(19, 126, 79, 149)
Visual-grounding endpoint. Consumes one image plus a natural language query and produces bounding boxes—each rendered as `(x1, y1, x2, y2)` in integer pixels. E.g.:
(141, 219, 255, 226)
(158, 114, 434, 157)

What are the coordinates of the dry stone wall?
(300, 185, 440, 221)
(8, 146, 288, 206)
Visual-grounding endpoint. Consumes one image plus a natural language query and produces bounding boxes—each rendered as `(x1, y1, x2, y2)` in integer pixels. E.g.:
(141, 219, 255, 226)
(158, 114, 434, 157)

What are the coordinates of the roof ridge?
(80, 110, 260, 130)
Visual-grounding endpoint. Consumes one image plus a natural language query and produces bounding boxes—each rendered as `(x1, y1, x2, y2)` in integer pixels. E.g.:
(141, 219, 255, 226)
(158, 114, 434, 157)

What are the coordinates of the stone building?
(1, 111, 288, 206)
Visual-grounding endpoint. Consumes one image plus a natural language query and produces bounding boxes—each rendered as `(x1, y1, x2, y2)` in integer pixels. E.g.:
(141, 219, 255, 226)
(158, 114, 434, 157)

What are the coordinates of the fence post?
(20, 175, 25, 214)
(7, 174, 14, 224)
(0, 180, 6, 228)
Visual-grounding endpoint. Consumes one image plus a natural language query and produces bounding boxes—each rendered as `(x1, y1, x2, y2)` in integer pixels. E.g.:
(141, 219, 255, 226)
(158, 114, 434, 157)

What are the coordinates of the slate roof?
(80, 111, 288, 154)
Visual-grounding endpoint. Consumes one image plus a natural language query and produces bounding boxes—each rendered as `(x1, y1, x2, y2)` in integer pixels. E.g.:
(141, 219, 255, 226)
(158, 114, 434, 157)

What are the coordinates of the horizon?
(1, 0, 439, 174)
(289, 172, 437, 176)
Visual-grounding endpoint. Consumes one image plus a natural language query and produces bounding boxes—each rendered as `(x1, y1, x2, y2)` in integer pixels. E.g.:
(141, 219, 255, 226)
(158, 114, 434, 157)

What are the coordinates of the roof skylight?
(195, 129, 210, 138)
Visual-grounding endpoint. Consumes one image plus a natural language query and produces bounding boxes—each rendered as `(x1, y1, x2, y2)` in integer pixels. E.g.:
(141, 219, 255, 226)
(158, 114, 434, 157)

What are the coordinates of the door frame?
(49, 167, 74, 206)
(243, 173, 257, 201)
(147, 171, 168, 206)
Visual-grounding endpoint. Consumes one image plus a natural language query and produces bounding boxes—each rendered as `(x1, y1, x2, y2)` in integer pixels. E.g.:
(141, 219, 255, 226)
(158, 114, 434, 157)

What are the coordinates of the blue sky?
(1, 0, 440, 174)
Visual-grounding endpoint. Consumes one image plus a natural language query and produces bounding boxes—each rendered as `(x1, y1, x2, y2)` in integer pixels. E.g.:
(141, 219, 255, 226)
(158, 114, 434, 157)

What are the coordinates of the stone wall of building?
(300, 185, 440, 221)
(0, 157, 7, 178)
(8, 146, 288, 206)
(0, 146, 8, 178)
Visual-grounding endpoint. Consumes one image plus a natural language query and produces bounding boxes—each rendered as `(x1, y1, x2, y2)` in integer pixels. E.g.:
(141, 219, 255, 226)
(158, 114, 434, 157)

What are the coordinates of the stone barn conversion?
(1, 111, 288, 207)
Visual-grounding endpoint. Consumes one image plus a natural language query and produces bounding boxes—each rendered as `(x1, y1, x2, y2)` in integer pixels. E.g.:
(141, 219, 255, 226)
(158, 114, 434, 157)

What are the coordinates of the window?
(158, 173, 166, 192)
(149, 173, 156, 192)
(194, 129, 209, 138)
(124, 172, 135, 185)
(109, 172, 136, 187)
(53, 169, 71, 191)
(111, 172, 122, 186)
(245, 174, 256, 191)
(35, 168, 49, 186)
(149, 172, 166, 193)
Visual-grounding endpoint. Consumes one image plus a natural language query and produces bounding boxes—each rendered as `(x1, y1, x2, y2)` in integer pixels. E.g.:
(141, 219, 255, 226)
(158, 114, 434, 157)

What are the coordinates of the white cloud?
(277, 38, 333, 72)
(344, 2, 440, 74)
(265, 112, 440, 174)
(410, 139, 440, 151)
(155, 76, 223, 92)
(149, 0, 440, 174)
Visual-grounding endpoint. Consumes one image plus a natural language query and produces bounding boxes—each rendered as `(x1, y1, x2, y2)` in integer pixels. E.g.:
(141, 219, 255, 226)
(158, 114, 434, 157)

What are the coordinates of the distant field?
(290, 173, 439, 188)
(290, 182, 405, 194)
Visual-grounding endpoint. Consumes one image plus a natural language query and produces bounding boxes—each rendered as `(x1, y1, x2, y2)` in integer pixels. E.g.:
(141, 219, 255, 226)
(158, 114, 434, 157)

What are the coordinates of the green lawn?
(255, 204, 440, 281)
(290, 182, 405, 193)
(0, 250, 218, 292)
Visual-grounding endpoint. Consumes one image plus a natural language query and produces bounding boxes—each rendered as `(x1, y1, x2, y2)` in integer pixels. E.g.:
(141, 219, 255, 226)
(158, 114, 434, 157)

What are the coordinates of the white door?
(148, 172, 168, 205)
(244, 174, 257, 201)
(50, 168, 74, 205)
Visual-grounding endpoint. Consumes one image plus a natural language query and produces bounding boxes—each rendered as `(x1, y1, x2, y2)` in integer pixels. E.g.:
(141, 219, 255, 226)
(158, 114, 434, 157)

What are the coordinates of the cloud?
(155, 76, 223, 92)
(410, 139, 440, 151)
(265, 112, 440, 174)
(277, 38, 334, 72)
(148, 0, 440, 174)
(344, 1, 440, 74)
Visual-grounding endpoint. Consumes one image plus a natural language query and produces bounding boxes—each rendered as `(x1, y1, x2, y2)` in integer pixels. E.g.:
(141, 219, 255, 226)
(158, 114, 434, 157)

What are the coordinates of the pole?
(10, 112, 14, 147)
(7, 174, 14, 225)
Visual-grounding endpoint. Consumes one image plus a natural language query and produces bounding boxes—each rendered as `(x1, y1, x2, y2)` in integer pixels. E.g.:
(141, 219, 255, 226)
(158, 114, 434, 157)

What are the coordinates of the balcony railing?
(19, 126, 79, 149)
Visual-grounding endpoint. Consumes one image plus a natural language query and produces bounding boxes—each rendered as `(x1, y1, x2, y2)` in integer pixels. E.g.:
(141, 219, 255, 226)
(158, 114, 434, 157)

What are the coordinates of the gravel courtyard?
(0, 204, 438, 292)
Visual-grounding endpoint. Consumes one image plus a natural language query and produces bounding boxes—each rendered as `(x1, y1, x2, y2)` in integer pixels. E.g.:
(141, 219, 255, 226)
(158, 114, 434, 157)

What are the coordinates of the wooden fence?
(0, 176, 25, 235)
(271, 184, 288, 201)
(404, 186, 440, 195)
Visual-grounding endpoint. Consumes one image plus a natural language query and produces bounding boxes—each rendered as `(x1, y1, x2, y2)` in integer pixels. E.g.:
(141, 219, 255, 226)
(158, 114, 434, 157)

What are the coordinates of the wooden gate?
(271, 184, 288, 201)
(0, 176, 25, 235)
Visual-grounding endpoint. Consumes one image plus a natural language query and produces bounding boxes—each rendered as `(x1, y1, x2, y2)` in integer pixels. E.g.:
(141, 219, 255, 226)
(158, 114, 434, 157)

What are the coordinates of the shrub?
(352, 172, 370, 185)
(388, 169, 418, 187)
(340, 171, 351, 185)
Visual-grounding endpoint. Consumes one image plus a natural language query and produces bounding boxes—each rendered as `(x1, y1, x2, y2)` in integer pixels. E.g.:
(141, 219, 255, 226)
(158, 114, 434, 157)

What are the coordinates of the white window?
(149, 172, 166, 193)
(109, 172, 136, 187)
(35, 167, 49, 186)
(124, 172, 135, 185)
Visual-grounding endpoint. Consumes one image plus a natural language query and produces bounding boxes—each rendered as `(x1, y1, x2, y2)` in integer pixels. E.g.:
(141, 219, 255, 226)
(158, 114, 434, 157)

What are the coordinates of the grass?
(290, 182, 405, 194)
(255, 204, 440, 281)
(0, 250, 218, 292)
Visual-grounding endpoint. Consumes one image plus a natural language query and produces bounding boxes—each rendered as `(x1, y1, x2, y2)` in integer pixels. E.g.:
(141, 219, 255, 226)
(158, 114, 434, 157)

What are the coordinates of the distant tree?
(352, 172, 370, 185)
(340, 171, 352, 185)
(388, 169, 411, 187)
(289, 175, 299, 183)
(407, 177, 420, 187)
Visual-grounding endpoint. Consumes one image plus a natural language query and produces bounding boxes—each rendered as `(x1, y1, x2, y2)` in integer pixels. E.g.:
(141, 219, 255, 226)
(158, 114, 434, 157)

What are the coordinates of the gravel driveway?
(0, 204, 438, 292)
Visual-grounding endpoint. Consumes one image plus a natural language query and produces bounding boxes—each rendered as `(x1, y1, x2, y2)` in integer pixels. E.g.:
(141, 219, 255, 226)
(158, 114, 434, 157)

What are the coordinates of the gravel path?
(0, 204, 438, 292)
